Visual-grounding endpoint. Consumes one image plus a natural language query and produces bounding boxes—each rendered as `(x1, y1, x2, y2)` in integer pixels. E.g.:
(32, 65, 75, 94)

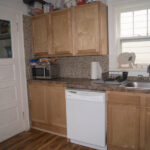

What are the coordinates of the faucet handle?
(147, 65, 150, 73)
(138, 75, 144, 81)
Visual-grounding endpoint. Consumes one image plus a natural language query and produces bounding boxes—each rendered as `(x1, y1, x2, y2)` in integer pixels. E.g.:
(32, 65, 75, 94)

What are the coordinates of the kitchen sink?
(122, 81, 150, 89)
(92, 80, 150, 89)
(92, 80, 121, 85)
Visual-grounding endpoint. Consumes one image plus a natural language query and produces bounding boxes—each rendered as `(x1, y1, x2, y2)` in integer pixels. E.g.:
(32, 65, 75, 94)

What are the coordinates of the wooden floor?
(0, 129, 95, 150)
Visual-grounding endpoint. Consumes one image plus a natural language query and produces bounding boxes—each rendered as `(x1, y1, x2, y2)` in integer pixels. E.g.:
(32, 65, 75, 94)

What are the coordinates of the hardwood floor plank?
(0, 129, 95, 150)
(0, 130, 42, 150)
(19, 133, 55, 150)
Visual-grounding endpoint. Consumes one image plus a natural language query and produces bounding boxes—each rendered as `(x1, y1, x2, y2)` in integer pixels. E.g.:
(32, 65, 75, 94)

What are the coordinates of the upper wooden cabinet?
(32, 14, 51, 57)
(72, 2, 108, 56)
(32, 2, 108, 57)
(51, 9, 73, 56)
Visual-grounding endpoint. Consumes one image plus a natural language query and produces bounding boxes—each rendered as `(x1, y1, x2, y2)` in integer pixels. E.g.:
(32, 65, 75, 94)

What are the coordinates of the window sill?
(109, 68, 149, 77)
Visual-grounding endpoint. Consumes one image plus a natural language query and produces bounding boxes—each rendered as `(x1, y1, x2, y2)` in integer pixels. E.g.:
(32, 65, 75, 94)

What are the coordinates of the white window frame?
(108, 0, 150, 73)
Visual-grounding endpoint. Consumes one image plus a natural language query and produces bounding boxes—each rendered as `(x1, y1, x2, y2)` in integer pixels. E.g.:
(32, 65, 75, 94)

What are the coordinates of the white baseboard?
(70, 139, 107, 150)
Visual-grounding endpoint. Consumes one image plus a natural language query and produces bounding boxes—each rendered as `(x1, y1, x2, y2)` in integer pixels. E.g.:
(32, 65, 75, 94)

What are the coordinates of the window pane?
(134, 10, 147, 36)
(120, 9, 150, 37)
(0, 19, 12, 58)
(121, 12, 133, 37)
(122, 40, 150, 64)
(148, 9, 150, 35)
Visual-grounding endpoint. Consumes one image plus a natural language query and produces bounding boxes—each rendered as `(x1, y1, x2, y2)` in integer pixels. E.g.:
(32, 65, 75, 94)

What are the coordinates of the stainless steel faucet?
(147, 65, 150, 78)
(138, 75, 144, 81)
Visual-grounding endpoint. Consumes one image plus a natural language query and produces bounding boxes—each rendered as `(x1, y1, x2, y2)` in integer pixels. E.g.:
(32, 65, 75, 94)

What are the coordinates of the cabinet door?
(144, 108, 150, 150)
(51, 9, 73, 56)
(140, 96, 150, 150)
(29, 83, 48, 124)
(73, 3, 100, 55)
(99, 3, 108, 55)
(107, 91, 140, 150)
(46, 84, 66, 128)
(32, 14, 50, 57)
(29, 82, 66, 136)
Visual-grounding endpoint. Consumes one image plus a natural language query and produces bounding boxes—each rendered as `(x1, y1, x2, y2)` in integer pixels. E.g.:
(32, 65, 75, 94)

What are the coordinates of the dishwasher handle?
(66, 90, 105, 97)
(66, 97, 106, 103)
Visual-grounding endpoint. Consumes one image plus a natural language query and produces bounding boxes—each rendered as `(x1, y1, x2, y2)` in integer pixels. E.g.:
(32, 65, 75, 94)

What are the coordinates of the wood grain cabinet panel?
(29, 83, 48, 124)
(140, 96, 150, 150)
(108, 104, 140, 150)
(107, 92, 150, 150)
(144, 108, 150, 150)
(107, 91, 140, 150)
(107, 91, 140, 106)
(32, 2, 108, 57)
(46, 84, 66, 129)
(28, 82, 66, 136)
(51, 9, 73, 56)
(72, 2, 108, 56)
(32, 14, 51, 57)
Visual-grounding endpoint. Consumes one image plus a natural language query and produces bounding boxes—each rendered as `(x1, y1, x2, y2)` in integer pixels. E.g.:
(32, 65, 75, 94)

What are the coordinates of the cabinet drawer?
(107, 91, 140, 106)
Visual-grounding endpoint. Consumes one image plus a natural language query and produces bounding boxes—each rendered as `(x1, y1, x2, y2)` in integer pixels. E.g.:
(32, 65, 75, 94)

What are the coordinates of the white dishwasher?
(66, 89, 107, 150)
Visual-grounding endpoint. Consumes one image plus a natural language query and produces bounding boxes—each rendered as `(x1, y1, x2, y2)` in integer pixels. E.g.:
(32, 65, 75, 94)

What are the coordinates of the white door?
(0, 7, 28, 142)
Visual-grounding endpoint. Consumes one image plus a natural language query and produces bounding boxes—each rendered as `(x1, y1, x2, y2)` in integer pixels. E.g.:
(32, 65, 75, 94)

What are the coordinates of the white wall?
(0, 0, 28, 14)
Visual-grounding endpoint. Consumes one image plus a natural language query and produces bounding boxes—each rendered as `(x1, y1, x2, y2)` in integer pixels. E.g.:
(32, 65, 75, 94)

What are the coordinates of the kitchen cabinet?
(107, 91, 140, 150)
(29, 81, 66, 136)
(29, 83, 48, 124)
(32, 2, 108, 57)
(107, 91, 150, 150)
(51, 9, 73, 56)
(143, 108, 150, 150)
(72, 2, 108, 56)
(140, 96, 150, 150)
(46, 84, 66, 129)
(32, 14, 52, 57)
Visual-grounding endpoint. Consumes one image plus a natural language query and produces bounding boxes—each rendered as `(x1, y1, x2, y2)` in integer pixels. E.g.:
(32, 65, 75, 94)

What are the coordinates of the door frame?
(0, 5, 30, 131)
(17, 11, 30, 131)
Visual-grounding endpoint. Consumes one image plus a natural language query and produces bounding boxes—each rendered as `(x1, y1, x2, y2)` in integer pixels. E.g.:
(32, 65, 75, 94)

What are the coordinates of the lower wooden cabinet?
(144, 108, 150, 150)
(28, 81, 66, 136)
(45, 85, 66, 129)
(140, 96, 150, 150)
(28, 83, 150, 147)
(107, 91, 150, 150)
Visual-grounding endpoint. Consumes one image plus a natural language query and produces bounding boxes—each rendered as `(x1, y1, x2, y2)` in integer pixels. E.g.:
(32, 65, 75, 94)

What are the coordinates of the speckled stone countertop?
(28, 78, 150, 94)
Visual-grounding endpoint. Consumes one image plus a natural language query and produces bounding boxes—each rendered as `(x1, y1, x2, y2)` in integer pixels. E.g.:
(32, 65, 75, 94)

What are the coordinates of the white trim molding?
(17, 13, 30, 131)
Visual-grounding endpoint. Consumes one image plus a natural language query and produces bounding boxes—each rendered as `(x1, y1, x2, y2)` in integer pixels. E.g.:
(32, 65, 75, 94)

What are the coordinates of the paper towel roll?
(97, 62, 102, 79)
(91, 62, 102, 80)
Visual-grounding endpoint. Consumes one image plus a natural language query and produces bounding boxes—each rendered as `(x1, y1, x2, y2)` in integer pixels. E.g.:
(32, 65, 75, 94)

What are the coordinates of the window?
(0, 19, 12, 58)
(120, 9, 150, 64)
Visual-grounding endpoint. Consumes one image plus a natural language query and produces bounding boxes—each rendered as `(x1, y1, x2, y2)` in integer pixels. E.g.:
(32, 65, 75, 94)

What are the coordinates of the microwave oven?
(32, 64, 59, 79)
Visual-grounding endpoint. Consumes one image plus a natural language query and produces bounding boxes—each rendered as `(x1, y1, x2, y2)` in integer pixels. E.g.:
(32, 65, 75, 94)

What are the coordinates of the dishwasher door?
(66, 89, 106, 148)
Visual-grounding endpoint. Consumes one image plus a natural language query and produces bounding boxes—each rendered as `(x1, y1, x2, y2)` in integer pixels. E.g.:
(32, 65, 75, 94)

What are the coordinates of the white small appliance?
(66, 89, 107, 150)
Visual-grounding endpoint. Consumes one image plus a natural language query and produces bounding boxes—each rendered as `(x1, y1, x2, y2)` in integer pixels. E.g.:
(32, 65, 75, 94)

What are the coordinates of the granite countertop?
(28, 78, 150, 94)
